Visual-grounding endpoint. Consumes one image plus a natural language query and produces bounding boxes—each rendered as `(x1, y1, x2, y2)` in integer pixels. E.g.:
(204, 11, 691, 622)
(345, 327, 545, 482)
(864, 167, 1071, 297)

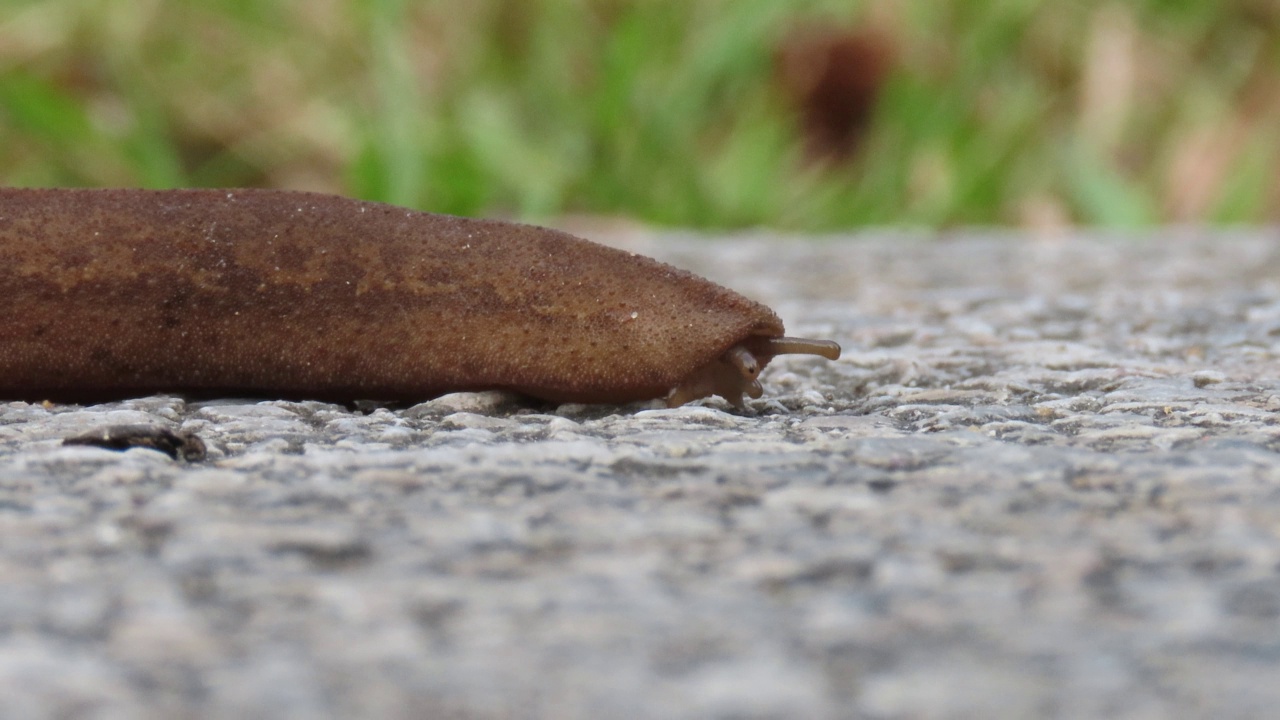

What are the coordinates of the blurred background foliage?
(0, 0, 1277, 230)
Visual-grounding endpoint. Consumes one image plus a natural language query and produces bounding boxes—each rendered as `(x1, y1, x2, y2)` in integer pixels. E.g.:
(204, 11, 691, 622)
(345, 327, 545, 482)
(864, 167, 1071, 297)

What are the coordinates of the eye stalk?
(759, 337, 841, 362)
(666, 335, 842, 408)
(724, 345, 760, 378)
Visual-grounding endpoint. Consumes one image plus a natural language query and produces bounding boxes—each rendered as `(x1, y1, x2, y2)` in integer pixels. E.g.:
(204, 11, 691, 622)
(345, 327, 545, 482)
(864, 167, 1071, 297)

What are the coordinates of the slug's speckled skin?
(0, 188, 839, 407)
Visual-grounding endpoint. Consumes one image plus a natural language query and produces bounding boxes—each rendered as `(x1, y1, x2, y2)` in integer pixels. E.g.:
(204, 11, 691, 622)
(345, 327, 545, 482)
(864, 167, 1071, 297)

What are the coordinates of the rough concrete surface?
(3, 230, 1280, 719)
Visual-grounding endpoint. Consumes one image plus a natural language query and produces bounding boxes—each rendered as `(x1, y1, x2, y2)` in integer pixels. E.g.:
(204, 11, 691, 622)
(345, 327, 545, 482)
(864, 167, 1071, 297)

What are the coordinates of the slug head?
(666, 335, 841, 408)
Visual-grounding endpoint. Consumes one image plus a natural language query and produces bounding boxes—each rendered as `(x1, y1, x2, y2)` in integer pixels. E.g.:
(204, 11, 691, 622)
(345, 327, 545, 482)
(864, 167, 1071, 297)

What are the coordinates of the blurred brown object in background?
(776, 26, 896, 163)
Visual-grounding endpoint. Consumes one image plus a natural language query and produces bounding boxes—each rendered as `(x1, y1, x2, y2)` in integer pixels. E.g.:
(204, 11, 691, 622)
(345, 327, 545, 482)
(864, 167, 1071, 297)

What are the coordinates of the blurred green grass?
(1, 0, 1277, 230)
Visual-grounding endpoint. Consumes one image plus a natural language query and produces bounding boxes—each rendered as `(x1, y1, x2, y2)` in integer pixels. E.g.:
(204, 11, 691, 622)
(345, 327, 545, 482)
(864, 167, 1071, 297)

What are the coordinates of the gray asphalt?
(3, 230, 1280, 719)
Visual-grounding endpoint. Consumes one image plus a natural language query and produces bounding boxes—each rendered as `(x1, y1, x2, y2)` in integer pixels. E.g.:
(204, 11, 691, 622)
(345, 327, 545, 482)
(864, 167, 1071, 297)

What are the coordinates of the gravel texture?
(3, 230, 1280, 719)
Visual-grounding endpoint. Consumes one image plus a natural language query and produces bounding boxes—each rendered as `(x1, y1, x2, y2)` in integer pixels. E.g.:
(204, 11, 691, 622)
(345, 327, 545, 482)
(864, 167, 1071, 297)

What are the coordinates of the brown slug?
(0, 188, 839, 408)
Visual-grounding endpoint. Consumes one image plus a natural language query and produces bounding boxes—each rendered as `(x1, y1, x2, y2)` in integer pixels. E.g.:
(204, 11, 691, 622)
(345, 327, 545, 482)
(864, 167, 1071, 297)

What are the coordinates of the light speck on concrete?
(3, 230, 1280, 719)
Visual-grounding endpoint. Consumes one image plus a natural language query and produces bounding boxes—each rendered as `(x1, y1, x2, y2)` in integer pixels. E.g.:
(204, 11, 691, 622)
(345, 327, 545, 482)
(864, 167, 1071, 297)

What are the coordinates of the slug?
(0, 188, 839, 408)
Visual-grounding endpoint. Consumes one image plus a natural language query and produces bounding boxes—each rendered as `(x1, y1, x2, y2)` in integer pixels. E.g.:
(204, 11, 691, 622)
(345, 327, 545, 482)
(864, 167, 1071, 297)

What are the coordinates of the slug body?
(0, 188, 839, 407)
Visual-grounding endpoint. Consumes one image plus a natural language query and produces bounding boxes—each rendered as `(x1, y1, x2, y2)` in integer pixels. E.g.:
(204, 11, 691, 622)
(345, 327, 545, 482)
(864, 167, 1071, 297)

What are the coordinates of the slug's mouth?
(666, 336, 841, 408)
